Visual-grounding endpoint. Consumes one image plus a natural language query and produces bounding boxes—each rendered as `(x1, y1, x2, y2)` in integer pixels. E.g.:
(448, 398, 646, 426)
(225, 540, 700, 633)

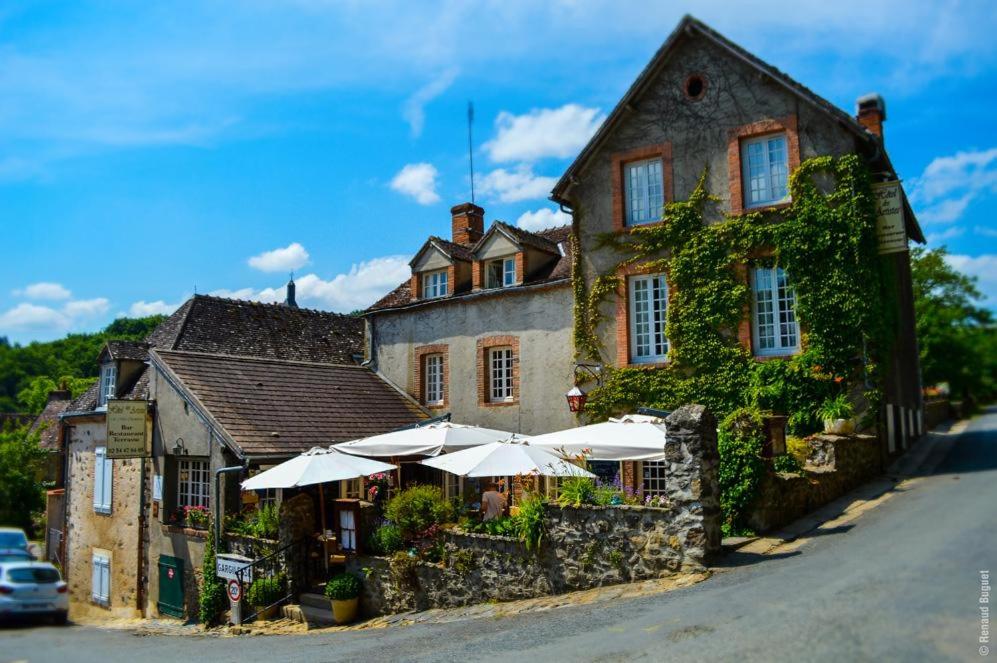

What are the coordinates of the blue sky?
(1, 1, 996, 344)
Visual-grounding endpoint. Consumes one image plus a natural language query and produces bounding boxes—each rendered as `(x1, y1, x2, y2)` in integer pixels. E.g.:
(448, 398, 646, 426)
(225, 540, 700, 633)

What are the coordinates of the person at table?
(481, 482, 507, 522)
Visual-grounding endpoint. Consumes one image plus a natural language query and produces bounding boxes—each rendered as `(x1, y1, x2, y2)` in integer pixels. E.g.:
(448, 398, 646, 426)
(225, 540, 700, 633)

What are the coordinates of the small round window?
(684, 74, 706, 101)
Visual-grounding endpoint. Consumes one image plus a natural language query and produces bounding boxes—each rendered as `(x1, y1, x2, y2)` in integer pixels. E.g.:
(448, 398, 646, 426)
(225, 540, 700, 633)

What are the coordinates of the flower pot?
(254, 604, 279, 621)
(330, 597, 358, 625)
(823, 418, 854, 435)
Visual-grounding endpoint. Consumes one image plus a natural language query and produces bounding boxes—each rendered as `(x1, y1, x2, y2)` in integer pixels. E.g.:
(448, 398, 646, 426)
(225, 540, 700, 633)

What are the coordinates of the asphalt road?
(4, 408, 995, 663)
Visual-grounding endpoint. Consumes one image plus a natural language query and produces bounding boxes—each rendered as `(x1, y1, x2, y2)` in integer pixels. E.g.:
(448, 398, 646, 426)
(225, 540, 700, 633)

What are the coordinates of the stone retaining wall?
(748, 433, 882, 532)
(349, 404, 720, 616)
(923, 399, 951, 432)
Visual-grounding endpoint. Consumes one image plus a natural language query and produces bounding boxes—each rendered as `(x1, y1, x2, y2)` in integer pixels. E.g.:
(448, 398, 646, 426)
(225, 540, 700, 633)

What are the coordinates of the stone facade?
(748, 433, 883, 532)
(349, 404, 719, 616)
(368, 285, 576, 435)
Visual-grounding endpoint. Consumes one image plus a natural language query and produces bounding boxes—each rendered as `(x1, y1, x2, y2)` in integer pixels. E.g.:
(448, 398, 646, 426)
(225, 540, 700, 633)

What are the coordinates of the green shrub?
(251, 503, 280, 539)
(557, 477, 595, 507)
(384, 485, 453, 540)
(816, 394, 853, 421)
(324, 573, 362, 601)
(786, 435, 810, 467)
(772, 454, 802, 474)
(517, 494, 547, 552)
(367, 524, 404, 555)
(246, 574, 285, 607)
(198, 527, 228, 625)
(718, 407, 766, 537)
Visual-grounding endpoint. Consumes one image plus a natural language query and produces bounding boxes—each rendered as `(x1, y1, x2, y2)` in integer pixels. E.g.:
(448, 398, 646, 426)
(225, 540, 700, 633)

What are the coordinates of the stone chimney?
(451, 203, 484, 246)
(284, 277, 298, 308)
(856, 93, 886, 139)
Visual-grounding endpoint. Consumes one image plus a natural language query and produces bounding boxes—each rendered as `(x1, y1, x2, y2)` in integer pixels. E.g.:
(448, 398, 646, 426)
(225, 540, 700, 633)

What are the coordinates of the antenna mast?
(467, 101, 475, 203)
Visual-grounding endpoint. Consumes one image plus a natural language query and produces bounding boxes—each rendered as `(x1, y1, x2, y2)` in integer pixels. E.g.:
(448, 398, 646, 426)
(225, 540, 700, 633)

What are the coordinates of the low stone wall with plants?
(923, 399, 951, 432)
(349, 404, 720, 616)
(747, 432, 882, 532)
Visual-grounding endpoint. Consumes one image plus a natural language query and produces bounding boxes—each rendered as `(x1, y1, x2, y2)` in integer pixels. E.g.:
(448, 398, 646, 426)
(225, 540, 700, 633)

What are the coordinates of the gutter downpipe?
(215, 465, 245, 543)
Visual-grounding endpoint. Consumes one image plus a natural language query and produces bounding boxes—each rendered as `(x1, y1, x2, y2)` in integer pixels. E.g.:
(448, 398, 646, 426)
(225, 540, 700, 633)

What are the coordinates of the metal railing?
(234, 537, 323, 623)
(47, 528, 63, 566)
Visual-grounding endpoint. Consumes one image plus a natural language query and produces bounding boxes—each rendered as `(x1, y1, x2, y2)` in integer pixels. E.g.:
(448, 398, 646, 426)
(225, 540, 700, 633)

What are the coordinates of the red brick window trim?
(734, 257, 805, 359)
(615, 263, 673, 368)
(727, 114, 800, 215)
(413, 344, 449, 409)
(476, 335, 520, 407)
(611, 143, 674, 232)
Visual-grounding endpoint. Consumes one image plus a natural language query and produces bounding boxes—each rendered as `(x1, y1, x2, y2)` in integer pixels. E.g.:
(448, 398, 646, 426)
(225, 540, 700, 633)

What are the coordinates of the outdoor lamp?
(566, 386, 587, 413)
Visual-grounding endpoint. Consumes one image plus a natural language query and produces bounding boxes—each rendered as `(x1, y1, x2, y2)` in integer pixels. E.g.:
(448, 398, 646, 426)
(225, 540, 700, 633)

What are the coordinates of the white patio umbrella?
(241, 447, 396, 553)
(523, 414, 669, 461)
(419, 441, 596, 478)
(334, 422, 515, 458)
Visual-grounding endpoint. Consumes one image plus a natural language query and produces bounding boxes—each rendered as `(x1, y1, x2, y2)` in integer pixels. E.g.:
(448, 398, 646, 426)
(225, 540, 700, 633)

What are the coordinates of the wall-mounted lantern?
(566, 363, 603, 414)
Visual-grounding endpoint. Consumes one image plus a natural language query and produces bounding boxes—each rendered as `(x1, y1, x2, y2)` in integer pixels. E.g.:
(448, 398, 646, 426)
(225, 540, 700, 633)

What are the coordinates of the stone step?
(281, 602, 337, 629)
(299, 592, 329, 610)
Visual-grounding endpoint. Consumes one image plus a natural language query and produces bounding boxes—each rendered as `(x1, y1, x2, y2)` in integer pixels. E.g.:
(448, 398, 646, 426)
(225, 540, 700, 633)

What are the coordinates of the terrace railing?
(235, 537, 323, 623)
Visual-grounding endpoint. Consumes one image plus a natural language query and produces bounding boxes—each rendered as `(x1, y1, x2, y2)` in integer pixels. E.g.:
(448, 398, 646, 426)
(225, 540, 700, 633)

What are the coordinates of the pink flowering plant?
(184, 505, 210, 529)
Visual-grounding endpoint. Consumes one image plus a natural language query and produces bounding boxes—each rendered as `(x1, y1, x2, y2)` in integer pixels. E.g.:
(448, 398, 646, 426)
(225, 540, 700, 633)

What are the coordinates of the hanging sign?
(872, 181, 908, 254)
(106, 400, 149, 458)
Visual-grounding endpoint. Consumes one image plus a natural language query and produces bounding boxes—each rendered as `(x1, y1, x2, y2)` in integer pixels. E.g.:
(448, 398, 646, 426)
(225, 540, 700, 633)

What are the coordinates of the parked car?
(0, 561, 69, 624)
(0, 528, 29, 551)
(0, 549, 35, 562)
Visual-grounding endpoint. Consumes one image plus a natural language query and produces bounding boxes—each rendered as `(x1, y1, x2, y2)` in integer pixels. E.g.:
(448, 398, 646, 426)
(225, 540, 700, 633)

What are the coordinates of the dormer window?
(486, 257, 516, 289)
(99, 362, 117, 407)
(422, 270, 448, 299)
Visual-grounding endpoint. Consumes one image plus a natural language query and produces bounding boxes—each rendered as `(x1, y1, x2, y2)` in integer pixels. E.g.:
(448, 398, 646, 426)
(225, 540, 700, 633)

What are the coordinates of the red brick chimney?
(451, 203, 484, 246)
(856, 93, 886, 139)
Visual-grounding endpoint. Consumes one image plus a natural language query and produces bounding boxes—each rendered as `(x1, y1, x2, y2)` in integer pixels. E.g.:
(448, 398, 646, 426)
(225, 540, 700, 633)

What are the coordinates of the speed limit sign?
(227, 579, 242, 602)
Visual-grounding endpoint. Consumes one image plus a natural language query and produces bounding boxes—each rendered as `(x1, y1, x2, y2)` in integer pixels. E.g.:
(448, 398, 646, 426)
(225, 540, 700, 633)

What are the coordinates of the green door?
(157, 555, 184, 618)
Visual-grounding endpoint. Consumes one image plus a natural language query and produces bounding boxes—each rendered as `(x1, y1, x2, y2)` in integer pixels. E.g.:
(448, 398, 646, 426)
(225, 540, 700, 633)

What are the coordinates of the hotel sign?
(872, 181, 908, 254)
(106, 400, 149, 458)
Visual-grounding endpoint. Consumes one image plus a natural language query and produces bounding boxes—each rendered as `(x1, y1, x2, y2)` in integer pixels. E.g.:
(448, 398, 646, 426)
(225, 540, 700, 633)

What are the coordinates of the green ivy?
(717, 408, 767, 536)
(573, 156, 899, 530)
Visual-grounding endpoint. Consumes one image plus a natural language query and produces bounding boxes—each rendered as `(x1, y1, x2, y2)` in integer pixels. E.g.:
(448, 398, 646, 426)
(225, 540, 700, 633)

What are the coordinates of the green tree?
(16, 375, 97, 413)
(0, 423, 48, 536)
(911, 247, 995, 403)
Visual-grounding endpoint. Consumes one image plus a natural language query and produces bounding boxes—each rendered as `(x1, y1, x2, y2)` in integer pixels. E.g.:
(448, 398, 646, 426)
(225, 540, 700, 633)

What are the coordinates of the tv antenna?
(467, 101, 475, 203)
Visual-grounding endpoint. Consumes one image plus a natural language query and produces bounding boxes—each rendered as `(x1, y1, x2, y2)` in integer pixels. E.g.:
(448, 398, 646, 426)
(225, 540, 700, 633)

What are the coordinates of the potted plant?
(817, 394, 854, 434)
(184, 505, 210, 530)
(324, 572, 362, 624)
(246, 575, 284, 621)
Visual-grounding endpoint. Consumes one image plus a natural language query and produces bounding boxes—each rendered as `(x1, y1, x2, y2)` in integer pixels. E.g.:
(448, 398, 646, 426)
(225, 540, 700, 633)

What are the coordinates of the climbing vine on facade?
(574, 154, 896, 435)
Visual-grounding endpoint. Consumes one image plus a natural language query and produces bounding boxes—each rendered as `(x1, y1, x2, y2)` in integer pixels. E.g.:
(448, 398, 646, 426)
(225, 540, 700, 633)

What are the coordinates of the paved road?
(4, 408, 995, 662)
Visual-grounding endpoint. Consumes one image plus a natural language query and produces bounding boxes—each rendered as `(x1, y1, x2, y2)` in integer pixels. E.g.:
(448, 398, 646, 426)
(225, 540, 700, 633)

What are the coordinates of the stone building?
(366, 205, 577, 438)
(549, 16, 926, 466)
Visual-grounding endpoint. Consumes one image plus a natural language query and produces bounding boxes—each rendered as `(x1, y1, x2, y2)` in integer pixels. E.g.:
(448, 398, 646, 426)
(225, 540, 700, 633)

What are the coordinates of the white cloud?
(516, 207, 571, 232)
(402, 68, 458, 137)
(925, 226, 965, 246)
(477, 166, 556, 203)
(127, 300, 181, 317)
(390, 163, 440, 205)
(62, 298, 110, 318)
(0, 297, 109, 333)
(974, 225, 997, 238)
(945, 253, 997, 308)
(212, 255, 411, 312)
(911, 147, 997, 224)
(247, 242, 310, 273)
(484, 104, 605, 163)
(12, 282, 72, 300)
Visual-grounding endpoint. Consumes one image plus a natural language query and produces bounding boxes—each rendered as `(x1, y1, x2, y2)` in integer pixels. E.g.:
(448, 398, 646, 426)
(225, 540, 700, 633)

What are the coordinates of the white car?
(0, 560, 69, 624)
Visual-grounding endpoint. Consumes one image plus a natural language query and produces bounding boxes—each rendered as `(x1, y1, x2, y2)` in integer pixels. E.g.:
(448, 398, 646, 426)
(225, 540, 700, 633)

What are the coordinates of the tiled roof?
(485, 222, 561, 255)
(104, 340, 150, 362)
(63, 367, 150, 415)
(29, 391, 72, 450)
(145, 294, 363, 364)
(427, 237, 475, 262)
(369, 224, 573, 313)
(154, 350, 427, 457)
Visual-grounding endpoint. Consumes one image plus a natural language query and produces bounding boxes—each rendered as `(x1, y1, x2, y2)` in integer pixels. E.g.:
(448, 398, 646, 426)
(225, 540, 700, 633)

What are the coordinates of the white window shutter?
(91, 555, 100, 601)
(103, 453, 113, 513)
(101, 558, 110, 602)
(93, 448, 106, 512)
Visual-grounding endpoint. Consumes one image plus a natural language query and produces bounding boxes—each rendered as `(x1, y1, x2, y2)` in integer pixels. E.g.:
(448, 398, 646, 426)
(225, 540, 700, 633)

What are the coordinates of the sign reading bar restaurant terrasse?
(106, 399, 149, 458)
(872, 180, 908, 254)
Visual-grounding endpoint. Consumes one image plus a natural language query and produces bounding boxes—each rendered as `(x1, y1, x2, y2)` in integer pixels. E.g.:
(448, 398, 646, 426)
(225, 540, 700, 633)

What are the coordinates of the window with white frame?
(542, 476, 561, 499)
(486, 257, 516, 288)
(93, 446, 113, 514)
(629, 274, 669, 363)
(258, 488, 282, 508)
(444, 473, 462, 501)
(642, 461, 667, 497)
(751, 266, 799, 355)
(98, 362, 117, 407)
(422, 270, 448, 299)
(742, 134, 789, 208)
(177, 458, 210, 509)
(341, 478, 362, 500)
(625, 158, 664, 225)
(488, 347, 514, 402)
(91, 551, 110, 606)
(423, 354, 444, 406)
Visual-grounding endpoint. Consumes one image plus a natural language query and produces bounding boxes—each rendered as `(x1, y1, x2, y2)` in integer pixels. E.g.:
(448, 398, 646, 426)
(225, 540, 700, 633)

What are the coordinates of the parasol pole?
(319, 482, 329, 573)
